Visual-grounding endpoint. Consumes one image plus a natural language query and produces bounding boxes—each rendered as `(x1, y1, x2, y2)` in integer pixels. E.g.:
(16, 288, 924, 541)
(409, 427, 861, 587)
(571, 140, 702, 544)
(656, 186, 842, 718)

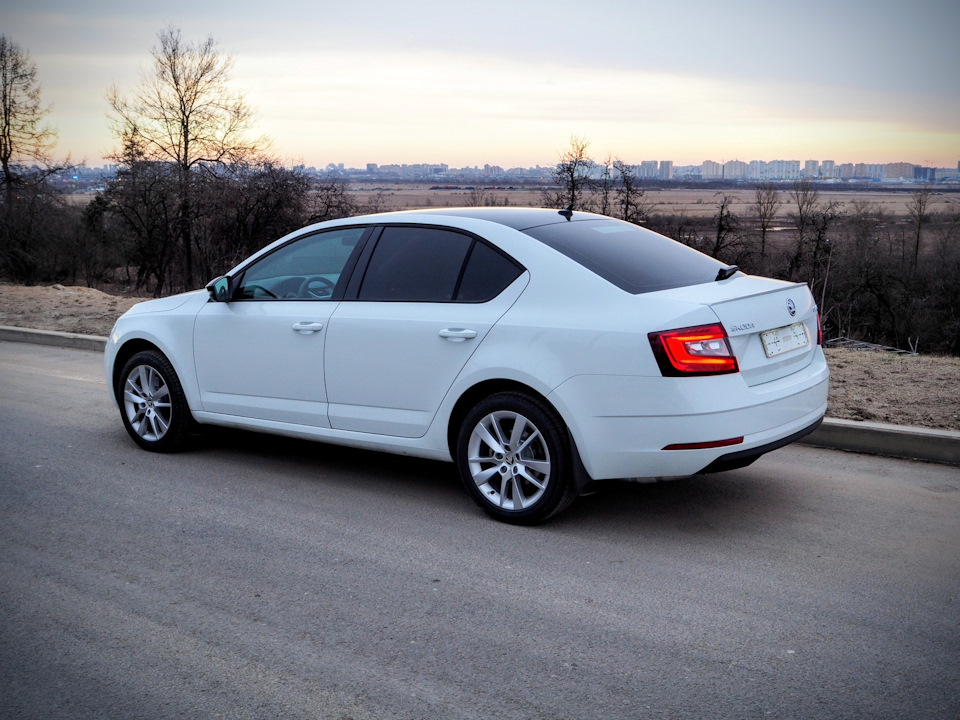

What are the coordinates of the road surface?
(1, 341, 958, 719)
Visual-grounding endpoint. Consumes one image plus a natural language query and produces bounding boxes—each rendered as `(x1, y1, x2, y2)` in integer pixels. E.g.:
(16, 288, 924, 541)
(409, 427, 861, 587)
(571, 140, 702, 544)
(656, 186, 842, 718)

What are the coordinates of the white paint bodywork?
(105, 211, 829, 481)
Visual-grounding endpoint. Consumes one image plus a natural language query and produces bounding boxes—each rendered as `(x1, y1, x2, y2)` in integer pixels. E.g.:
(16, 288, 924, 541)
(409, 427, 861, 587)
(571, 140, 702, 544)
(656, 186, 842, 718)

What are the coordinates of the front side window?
(235, 227, 366, 300)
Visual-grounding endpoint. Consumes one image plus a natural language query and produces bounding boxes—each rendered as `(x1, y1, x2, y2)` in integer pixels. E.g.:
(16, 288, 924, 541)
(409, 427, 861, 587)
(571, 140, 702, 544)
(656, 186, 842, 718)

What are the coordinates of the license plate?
(761, 322, 809, 358)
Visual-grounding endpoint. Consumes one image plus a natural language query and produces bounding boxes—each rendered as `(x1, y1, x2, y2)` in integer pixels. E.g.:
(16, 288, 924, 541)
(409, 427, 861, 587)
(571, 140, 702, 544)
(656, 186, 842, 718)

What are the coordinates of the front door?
(193, 226, 367, 427)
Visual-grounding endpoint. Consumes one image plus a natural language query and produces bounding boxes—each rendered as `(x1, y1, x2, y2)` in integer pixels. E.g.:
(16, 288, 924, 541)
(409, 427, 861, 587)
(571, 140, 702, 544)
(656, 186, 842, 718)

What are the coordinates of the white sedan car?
(105, 208, 828, 524)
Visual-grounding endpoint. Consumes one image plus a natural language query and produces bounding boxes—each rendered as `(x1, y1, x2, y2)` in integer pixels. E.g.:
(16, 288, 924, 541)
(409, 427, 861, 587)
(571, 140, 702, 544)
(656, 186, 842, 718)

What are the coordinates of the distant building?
(658, 161, 673, 180)
(673, 164, 700, 179)
(639, 160, 659, 179)
(854, 163, 885, 180)
(702, 160, 722, 180)
(747, 160, 766, 180)
(803, 160, 820, 178)
(885, 162, 916, 180)
(723, 160, 748, 180)
(821, 160, 836, 178)
(766, 160, 801, 180)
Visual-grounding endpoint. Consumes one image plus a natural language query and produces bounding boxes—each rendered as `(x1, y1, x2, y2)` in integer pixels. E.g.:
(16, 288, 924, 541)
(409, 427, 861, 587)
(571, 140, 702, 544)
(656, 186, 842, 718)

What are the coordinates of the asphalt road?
(1, 341, 958, 720)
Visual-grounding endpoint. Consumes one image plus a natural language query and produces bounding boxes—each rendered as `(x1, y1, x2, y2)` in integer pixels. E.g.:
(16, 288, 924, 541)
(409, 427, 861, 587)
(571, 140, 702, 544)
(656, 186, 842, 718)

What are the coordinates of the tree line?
(1, 33, 958, 354)
(0, 29, 358, 296)
(540, 136, 960, 355)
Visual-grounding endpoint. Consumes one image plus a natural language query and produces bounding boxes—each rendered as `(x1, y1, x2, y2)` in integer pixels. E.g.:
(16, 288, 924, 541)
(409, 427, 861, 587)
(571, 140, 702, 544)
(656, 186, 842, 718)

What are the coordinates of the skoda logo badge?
(786, 299, 797, 317)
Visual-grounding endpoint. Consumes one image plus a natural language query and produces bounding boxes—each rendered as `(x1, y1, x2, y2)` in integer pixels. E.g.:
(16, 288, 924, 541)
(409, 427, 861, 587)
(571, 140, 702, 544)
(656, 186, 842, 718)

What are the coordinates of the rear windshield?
(523, 219, 726, 294)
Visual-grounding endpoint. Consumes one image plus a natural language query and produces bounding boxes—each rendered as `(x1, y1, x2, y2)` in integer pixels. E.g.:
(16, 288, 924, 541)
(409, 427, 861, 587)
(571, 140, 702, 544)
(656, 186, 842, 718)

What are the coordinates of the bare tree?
(465, 186, 490, 207)
(906, 186, 933, 271)
(751, 182, 782, 271)
(306, 173, 360, 224)
(107, 27, 262, 289)
(0, 34, 57, 197)
(710, 193, 740, 260)
(542, 135, 594, 210)
(0, 35, 70, 282)
(613, 159, 656, 225)
(786, 179, 821, 278)
(589, 155, 615, 216)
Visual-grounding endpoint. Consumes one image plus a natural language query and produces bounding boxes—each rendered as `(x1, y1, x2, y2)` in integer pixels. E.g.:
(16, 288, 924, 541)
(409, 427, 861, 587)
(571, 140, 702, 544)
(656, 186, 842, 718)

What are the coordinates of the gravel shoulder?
(2, 282, 958, 431)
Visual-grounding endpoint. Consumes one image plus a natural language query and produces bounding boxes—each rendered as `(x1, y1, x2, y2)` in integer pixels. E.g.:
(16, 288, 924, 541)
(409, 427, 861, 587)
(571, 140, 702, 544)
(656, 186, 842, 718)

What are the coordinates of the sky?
(2, 0, 958, 169)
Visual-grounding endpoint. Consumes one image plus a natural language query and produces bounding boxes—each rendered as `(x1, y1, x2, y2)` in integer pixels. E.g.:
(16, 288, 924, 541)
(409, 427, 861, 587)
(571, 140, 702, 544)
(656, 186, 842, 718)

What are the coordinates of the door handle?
(439, 328, 478, 342)
(292, 322, 324, 334)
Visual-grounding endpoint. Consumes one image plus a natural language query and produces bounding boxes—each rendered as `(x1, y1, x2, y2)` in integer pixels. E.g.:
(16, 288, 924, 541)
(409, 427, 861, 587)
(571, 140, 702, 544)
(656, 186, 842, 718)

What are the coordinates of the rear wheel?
(456, 392, 576, 525)
(117, 350, 192, 452)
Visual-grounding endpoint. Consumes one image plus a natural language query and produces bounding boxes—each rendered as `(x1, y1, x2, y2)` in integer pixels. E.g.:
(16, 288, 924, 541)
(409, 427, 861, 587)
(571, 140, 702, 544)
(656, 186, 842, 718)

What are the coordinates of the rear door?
(324, 225, 526, 437)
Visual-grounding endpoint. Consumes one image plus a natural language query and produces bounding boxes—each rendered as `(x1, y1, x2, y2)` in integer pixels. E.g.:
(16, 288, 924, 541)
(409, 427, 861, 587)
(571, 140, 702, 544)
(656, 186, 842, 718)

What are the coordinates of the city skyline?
(3, 0, 958, 169)
(66, 156, 960, 186)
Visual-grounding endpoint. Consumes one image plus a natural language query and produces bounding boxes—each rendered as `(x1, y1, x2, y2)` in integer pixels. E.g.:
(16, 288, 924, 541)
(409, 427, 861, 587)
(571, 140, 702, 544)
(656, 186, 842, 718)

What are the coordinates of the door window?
(358, 227, 471, 302)
(357, 226, 522, 303)
(235, 227, 366, 300)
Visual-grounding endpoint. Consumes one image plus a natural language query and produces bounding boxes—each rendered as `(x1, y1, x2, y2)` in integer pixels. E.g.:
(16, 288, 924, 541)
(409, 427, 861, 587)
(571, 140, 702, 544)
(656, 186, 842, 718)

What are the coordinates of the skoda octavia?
(105, 208, 828, 524)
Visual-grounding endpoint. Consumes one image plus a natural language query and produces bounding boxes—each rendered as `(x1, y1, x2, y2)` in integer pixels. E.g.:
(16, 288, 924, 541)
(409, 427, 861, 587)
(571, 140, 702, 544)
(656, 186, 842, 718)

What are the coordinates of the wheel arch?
(110, 339, 165, 404)
(445, 378, 593, 492)
(446, 379, 552, 458)
(110, 337, 199, 415)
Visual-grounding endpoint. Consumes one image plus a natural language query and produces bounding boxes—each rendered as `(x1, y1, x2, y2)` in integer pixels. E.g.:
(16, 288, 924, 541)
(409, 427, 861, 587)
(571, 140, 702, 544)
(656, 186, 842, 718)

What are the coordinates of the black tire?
(456, 392, 577, 525)
(117, 350, 192, 452)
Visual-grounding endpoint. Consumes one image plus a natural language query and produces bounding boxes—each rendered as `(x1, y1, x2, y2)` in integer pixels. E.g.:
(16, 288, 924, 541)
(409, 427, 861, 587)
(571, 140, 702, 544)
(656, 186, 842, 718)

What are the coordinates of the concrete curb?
(0, 325, 107, 352)
(798, 418, 960, 467)
(2, 325, 958, 467)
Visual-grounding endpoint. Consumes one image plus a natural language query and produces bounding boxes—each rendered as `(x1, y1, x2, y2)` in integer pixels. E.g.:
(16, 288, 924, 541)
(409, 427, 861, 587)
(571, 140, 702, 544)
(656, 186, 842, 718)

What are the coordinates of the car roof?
(388, 207, 606, 231)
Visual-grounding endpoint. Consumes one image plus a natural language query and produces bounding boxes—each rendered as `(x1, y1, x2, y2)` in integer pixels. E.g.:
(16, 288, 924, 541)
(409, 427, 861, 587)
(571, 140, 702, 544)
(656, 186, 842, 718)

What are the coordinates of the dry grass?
(0, 283, 140, 336)
(356, 184, 938, 218)
(824, 348, 960, 430)
(2, 282, 958, 431)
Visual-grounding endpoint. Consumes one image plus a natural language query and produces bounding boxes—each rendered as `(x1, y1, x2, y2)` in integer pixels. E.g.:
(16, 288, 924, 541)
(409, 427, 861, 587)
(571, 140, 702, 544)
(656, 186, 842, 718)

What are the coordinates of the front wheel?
(456, 392, 577, 525)
(117, 350, 192, 452)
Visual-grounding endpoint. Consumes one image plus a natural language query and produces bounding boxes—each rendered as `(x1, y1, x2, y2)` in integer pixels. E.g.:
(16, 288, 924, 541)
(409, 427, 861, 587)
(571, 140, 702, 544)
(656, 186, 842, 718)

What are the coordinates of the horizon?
(3, 0, 959, 169)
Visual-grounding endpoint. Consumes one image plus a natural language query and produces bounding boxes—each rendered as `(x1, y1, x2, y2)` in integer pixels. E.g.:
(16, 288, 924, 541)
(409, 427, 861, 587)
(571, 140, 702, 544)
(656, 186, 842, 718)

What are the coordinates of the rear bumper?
(698, 415, 824, 473)
(548, 349, 830, 480)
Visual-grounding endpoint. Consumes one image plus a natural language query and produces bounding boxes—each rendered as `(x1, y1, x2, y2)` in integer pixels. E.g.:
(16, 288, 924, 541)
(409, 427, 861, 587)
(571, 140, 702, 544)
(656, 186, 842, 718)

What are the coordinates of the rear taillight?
(816, 311, 823, 345)
(648, 323, 739, 376)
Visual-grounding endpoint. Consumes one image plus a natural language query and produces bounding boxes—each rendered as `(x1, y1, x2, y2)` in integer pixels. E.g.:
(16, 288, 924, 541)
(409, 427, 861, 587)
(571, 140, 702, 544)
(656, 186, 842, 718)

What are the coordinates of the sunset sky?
(3, 0, 958, 169)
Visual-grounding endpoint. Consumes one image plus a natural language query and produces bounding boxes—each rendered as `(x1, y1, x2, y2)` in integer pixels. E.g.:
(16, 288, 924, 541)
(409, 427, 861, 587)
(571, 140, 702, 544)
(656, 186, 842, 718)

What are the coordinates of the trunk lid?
(656, 275, 819, 386)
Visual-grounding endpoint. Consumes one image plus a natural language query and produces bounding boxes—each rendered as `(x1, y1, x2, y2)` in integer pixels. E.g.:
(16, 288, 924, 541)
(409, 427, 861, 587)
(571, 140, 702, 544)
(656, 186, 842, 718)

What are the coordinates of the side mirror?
(206, 276, 232, 302)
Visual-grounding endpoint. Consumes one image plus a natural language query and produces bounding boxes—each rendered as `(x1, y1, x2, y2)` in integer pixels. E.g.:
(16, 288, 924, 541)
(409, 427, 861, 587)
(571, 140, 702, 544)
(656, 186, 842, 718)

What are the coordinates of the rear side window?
(523, 219, 725, 294)
(457, 241, 523, 302)
(359, 227, 472, 302)
(357, 226, 524, 303)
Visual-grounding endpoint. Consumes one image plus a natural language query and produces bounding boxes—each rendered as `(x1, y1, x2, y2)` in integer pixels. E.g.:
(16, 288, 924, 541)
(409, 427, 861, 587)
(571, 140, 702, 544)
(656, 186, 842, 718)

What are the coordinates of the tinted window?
(236, 227, 365, 300)
(359, 227, 472, 302)
(456, 241, 523, 302)
(523, 219, 726, 294)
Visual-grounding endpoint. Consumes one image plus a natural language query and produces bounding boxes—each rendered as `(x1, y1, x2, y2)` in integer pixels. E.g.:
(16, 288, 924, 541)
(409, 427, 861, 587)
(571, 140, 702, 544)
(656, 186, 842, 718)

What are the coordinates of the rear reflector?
(648, 323, 739, 376)
(663, 437, 744, 451)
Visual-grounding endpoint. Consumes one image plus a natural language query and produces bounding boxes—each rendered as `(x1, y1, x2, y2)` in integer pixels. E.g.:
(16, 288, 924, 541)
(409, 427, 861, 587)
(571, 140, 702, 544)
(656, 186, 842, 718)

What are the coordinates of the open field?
(2, 282, 958, 431)
(352, 184, 960, 218)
